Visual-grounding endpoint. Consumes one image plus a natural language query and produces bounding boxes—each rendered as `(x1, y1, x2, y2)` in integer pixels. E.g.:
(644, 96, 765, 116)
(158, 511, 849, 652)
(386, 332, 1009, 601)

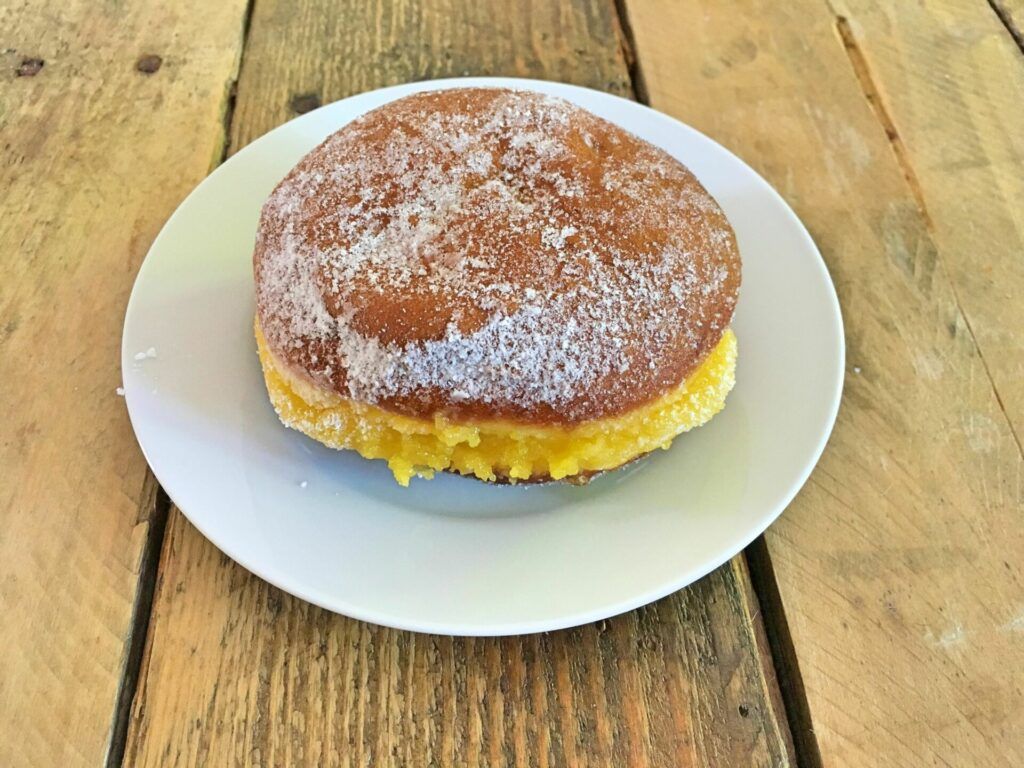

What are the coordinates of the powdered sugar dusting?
(254, 88, 739, 421)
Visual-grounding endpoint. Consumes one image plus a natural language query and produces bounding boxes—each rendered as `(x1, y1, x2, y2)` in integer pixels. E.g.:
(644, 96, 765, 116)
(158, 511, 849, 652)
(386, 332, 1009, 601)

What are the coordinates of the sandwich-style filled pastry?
(254, 88, 740, 486)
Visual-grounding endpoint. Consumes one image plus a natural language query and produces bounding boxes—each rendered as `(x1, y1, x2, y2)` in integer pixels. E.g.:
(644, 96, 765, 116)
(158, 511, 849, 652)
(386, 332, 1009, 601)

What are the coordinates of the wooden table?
(3, 1, 1022, 765)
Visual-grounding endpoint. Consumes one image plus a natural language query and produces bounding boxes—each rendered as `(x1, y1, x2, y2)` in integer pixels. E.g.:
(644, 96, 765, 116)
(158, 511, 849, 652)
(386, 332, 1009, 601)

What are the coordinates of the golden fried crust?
(254, 88, 740, 426)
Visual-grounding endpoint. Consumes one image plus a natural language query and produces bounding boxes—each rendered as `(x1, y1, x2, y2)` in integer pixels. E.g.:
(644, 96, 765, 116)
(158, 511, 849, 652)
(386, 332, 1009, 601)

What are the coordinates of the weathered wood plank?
(0, 1, 249, 766)
(623, 0, 1024, 765)
(833, 0, 1024, 441)
(127, 514, 793, 767)
(123, 0, 794, 765)
(228, 0, 633, 151)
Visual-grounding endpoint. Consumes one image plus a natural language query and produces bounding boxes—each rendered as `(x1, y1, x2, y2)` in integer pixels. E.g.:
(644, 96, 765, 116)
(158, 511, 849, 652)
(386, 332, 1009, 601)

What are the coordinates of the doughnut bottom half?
(255, 321, 737, 486)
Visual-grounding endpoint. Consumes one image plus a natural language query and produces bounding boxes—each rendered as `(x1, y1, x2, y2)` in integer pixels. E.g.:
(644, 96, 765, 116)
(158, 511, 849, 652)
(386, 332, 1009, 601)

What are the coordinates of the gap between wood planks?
(744, 539, 824, 768)
(104, 486, 170, 768)
(610, 1, 822, 766)
(217, 0, 257, 164)
(611, 0, 650, 105)
(831, 8, 1024, 461)
(102, 4, 259, 766)
(987, 0, 1024, 54)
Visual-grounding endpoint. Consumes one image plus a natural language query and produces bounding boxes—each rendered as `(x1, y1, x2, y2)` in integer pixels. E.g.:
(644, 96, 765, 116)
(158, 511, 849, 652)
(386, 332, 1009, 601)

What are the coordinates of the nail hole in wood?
(16, 58, 44, 77)
(136, 54, 163, 74)
(290, 92, 321, 114)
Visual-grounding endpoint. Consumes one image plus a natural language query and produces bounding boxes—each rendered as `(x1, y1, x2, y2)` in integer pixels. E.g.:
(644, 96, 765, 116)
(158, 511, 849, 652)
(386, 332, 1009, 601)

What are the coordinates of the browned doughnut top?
(254, 88, 740, 425)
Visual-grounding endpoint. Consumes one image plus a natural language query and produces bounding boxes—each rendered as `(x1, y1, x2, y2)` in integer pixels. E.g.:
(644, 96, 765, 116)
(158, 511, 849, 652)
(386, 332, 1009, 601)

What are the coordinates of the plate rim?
(123, 76, 845, 636)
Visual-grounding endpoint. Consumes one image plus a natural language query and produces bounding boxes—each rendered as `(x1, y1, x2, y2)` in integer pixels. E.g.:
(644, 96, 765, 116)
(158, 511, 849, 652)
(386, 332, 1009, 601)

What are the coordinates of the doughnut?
(253, 88, 740, 485)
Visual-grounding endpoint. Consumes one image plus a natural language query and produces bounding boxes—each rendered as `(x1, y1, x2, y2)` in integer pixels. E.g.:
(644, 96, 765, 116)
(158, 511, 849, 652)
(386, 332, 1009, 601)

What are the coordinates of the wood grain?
(0, 1, 249, 766)
(623, 0, 1024, 764)
(126, 514, 792, 767)
(228, 0, 633, 152)
(123, 0, 794, 765)
(832, 0, 1024, 441)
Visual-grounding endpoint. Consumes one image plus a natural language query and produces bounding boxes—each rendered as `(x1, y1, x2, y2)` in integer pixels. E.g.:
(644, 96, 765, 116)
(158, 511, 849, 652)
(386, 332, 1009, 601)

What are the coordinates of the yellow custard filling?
(256, 322, 736, 486)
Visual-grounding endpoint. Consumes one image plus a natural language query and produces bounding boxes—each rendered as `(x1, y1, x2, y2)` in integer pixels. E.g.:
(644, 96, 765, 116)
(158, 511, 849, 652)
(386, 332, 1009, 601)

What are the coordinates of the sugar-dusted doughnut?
(254, 88, 740, 485)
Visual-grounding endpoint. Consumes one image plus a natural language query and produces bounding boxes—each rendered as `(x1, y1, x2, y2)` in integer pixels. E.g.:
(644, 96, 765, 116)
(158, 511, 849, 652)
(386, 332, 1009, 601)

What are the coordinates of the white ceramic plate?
(122, 77, 843, 636)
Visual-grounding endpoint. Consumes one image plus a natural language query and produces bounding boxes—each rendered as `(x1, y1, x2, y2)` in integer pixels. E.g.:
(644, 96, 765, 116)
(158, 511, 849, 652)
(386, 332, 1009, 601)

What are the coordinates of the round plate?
(122, 77, 844, 636)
